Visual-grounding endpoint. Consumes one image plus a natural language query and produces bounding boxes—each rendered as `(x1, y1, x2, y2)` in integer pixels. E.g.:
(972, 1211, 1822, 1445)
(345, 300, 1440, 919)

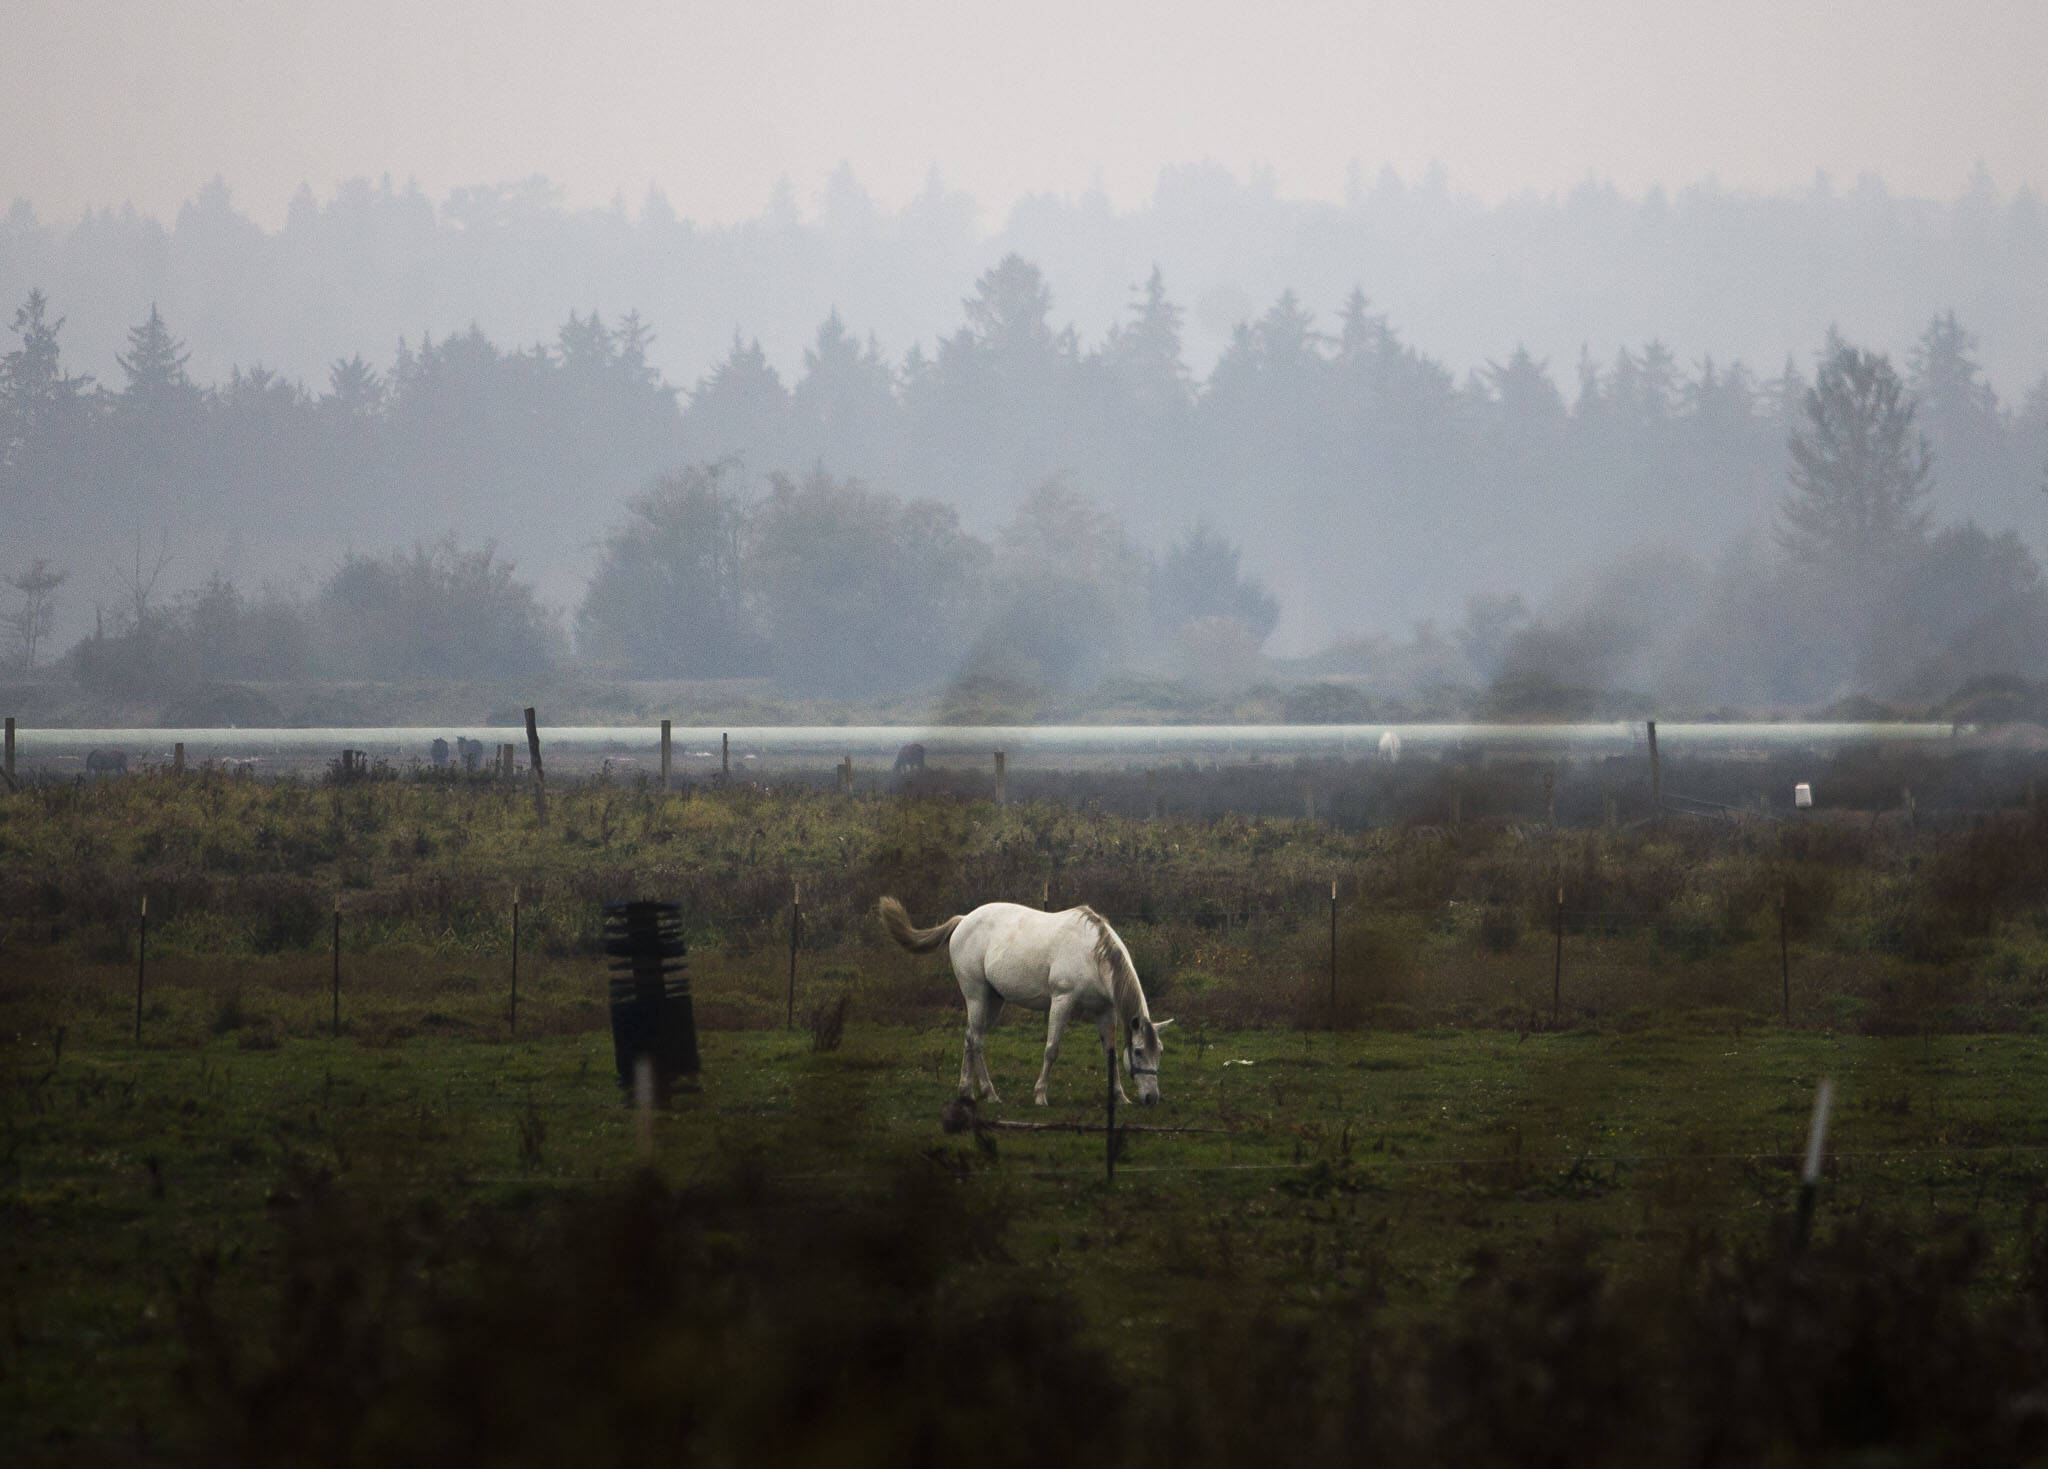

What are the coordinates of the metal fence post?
(1105, 1049, 1118, 1184)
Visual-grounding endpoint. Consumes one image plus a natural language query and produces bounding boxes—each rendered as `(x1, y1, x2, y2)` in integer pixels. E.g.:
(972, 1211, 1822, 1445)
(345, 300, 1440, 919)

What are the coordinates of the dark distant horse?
(893, 742, 926, 775)
(86, 750, 128, 777)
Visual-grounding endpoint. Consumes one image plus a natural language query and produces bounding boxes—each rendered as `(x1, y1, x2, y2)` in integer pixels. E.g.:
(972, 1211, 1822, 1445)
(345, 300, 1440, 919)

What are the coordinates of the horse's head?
(1126, 1015, 1173, 1106)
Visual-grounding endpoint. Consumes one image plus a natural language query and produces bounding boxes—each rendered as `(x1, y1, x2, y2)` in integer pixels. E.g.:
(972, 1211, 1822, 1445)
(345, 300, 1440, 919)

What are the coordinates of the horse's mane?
(1077, 905, 1146, 1032)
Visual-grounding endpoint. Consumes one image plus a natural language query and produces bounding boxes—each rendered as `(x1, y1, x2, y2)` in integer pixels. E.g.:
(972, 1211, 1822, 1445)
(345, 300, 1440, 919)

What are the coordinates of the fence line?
(7, 1139, 2042, 1190)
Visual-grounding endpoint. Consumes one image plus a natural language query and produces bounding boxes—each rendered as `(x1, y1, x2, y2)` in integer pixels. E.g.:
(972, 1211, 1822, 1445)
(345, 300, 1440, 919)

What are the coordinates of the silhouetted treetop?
(1780, 331, 1934, 575)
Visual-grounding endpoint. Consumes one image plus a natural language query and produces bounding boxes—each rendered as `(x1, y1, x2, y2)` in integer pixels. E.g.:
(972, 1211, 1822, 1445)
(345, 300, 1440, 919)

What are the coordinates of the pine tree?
(1779, 331, 1933, 576)
(1098, 266, 1189, 415)
(321, 355, 385, 421)
(117, 304, 197, 416)
(2, 289, 94, 479)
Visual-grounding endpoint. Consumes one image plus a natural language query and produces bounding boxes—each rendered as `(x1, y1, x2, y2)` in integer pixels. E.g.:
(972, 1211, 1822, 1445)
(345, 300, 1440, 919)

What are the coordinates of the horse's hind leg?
(961, 987, 1004, 1103)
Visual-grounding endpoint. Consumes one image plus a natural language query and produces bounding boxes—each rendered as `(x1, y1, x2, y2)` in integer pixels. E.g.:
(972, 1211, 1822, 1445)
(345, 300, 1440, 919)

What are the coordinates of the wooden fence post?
(510, 887, 521, 1036)
(1552, 884, 1564, 1023)
(721, 732, 729, 781)
(1647, 720, 1662, 815)
(173, 742, 185, 777)
(331, 895, 342, 1038)
(3, 716, 14, 792)
(1780, 890, 1790, 1025)
(524, 708, 547, 825)
(787, 882, 801, 1030)
(660, 720, 671, 793)
(1328, 880, 1339, 1015)
(135, 894, 147, 1043)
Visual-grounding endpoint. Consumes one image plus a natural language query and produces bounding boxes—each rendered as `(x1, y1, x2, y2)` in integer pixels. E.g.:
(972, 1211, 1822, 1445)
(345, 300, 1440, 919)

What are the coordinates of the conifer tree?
(1779, 331, 1933, 575)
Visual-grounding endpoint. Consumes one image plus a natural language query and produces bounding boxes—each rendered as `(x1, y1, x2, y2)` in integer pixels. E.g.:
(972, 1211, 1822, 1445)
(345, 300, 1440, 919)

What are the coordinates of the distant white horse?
(880, 896, 1171, 1106)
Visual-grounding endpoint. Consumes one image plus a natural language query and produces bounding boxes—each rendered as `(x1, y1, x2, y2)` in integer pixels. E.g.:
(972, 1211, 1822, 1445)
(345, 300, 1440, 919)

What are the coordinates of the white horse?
(880, 897, 1171, 1106)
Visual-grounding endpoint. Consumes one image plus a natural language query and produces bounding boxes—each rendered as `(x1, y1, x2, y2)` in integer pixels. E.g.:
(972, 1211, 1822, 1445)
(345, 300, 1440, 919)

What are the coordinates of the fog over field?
(5, 1, 2048, 715)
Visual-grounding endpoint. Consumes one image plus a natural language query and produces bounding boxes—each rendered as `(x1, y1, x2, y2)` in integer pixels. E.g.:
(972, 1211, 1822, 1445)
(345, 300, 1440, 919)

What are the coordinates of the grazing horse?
(85, 750, 128, 776)
(892, 742, 926, 775)
(879, 896, 1171, 1105)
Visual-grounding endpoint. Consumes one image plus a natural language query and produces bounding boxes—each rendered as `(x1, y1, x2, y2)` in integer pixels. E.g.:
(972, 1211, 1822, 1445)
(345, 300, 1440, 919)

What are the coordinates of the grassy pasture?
(7, 759, 2048, 1461)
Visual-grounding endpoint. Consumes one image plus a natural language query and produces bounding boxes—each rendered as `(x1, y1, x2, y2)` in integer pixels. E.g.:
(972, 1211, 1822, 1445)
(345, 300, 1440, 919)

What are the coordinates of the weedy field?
(7, 756, 2048, 1463)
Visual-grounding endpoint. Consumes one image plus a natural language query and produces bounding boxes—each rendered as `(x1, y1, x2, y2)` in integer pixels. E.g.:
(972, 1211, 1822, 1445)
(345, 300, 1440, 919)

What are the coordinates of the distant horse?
(880, 896, 1171, 1106)
(85, 750, 128, 776)
(456, 736, 484, 772)
(892, 742, 926, 775)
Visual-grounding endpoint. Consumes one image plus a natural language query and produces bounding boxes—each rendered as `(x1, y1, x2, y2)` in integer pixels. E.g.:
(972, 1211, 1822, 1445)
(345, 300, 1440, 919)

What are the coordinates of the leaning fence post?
(1795, 1078, 1835, 1253)
(660, 720, 671, 793)
(524, 707, 547, 826)
(331, 894, 342, 1037)
(135, 894, 147, 1043)
(1552, 884, 1564, 1023)
(787, 881, 801, 1030)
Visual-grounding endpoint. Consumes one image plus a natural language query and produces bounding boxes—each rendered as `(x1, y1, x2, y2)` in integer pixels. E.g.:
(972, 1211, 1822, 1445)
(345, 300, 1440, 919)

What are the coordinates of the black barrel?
(601, 899, 699, 1093)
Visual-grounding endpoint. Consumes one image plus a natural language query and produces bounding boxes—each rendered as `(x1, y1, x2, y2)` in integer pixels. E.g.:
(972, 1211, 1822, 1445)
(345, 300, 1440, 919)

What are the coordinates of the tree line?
(4, 257, 2048, 708)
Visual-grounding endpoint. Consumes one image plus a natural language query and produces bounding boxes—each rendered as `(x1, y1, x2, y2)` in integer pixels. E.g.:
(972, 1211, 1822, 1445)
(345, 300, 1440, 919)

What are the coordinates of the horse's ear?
(1153, 1017, 1175, 1030)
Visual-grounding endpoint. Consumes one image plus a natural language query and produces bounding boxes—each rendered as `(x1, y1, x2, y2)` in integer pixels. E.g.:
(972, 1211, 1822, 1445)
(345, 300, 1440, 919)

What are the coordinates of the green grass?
(9, 990, 2048, 1460)
(8, 771, 2048, 1459)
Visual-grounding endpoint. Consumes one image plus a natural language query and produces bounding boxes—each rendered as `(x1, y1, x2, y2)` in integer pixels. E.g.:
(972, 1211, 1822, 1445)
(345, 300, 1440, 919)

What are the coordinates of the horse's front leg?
(1098, 1011, 1131, 1104)
(1035, 993, 1079, 1105)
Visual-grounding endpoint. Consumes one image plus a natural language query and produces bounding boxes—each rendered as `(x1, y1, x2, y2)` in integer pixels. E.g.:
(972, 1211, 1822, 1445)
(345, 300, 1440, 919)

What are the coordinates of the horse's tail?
(878, 896, 962, 954)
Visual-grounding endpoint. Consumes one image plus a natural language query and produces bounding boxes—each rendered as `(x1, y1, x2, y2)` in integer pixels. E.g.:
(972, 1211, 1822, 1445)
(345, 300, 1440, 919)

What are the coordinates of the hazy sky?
(5, 0, 2045, 228)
